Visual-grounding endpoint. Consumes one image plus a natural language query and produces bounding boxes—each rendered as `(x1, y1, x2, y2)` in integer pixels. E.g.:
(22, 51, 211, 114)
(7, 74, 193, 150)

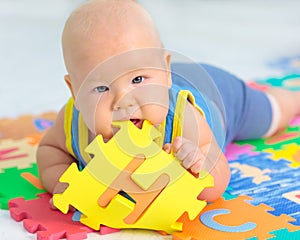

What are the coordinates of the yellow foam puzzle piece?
(84, 120, 163, 186)
(53, 162, 135, 230)
(130, 144, 214, 221)
(54, 120, 213, 233)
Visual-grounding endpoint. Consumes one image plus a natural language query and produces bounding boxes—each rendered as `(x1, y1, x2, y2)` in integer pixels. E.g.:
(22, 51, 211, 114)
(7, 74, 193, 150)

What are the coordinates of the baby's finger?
(190, 159, 203, 174)
(174, 144, 191, 162)
(49, 197, 57, 210)
(49, 196, 76, 212)
(174, 140, 196, 162)
(162, 143, 171, 153)
(53, 182, 69, 194)
(181, 150, 200, 169)
(171, 136, 184, 153)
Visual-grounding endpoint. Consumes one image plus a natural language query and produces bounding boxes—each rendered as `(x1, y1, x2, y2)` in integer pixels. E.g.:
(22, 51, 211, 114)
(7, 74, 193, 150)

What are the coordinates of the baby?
(37, 0, 300, 205)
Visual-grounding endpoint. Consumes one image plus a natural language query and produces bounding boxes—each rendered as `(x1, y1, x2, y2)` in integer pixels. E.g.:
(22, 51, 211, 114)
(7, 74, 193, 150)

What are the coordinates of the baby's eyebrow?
(78, 77, 107, 93)
(82, 58, 165, 89)
(85, 76, 103, 85)
(84, 68, 147, 87)
(88, 75, 120, 86)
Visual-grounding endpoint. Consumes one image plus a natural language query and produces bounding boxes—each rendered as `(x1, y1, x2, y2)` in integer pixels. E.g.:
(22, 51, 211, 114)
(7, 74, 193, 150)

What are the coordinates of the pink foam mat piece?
(9, 193, 94, 240)
(290, 116, 300, 127)
(225, 143, 258, 161)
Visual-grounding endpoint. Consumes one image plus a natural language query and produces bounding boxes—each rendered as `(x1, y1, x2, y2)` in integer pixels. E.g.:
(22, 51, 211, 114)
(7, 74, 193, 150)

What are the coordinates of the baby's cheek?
(147, 105, 168, 124)
(93, 107, 111, 135)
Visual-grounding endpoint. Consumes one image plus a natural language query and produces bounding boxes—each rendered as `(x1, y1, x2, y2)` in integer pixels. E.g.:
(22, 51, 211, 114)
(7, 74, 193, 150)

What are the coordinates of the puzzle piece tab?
(9, 193, 93, 240)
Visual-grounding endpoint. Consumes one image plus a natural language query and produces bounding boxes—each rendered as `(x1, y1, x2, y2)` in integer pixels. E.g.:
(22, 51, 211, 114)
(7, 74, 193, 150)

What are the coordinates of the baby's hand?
(163, 136, 205, 174)
(49, 182, 75, 212)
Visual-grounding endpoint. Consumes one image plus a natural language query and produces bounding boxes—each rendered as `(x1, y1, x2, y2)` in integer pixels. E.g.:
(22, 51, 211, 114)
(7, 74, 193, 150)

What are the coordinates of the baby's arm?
(37, 106, 75, 195)
(164, 101, 230, 202)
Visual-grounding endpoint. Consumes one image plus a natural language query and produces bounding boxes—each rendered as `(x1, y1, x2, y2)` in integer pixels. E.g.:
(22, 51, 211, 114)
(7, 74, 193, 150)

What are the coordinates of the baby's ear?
(64, 75, 79, 109)
(164, 51, 172, 88)
(64, 75, 75, 99)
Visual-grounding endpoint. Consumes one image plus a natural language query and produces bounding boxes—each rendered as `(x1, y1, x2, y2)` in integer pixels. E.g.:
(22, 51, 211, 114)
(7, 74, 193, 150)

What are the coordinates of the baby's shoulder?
(182, 101, 213, 145)
(39, 105, 67, 149)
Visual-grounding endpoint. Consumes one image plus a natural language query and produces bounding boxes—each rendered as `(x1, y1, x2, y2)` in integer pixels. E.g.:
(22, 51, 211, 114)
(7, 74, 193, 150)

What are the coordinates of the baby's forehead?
(63, 1, 164, 84)
(83, 48, 167, 84)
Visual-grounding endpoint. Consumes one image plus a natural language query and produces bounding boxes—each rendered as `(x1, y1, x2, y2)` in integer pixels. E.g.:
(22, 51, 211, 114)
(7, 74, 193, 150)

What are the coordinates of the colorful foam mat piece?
(1, 75, 300, 239)
(9, 193, 94, 240)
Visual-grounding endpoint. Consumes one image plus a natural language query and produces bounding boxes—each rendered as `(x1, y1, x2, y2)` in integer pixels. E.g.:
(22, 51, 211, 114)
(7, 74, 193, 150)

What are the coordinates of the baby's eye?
(94, 86, 109, 93)
(132, 76, 144, 84)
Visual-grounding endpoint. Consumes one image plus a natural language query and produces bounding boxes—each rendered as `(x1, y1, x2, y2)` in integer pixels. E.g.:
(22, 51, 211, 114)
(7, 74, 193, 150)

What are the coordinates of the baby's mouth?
(130, 119, 144, 129)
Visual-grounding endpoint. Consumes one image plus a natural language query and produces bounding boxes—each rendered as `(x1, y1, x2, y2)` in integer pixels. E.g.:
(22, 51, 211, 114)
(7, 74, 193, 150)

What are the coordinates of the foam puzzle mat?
(1, 76, 300, 239)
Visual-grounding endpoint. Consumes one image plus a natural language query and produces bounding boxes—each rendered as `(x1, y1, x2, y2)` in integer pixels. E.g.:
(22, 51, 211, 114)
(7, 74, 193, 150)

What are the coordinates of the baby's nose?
(113, 91, 137, 111)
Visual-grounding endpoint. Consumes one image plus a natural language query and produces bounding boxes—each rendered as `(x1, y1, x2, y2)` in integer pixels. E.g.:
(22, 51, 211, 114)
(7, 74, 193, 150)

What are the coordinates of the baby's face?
(63, 0, 170, 140)
(72, 48, 171, 141)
